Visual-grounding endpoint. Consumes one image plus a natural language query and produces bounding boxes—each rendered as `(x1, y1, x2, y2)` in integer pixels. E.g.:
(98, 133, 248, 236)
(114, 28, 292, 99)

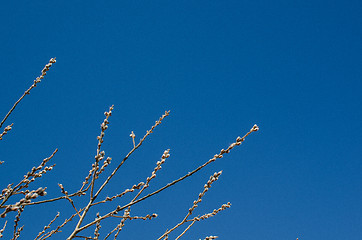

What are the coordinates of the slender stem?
(72, 125, 258, 234)
(175, 221, 196, 240)
(25, 190, 85, 206)
(67, 111, 170, 239)
(0, 149, 58, 207)
(0, 58, 56, 129)
(93, 111, 170, 201)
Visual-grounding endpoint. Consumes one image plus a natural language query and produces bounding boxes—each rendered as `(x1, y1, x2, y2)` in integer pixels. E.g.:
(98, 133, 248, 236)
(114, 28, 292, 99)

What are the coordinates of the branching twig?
(0, 60, 260, 240)
(12, 207, 24, 240)
(69, 125, 258, 235)
(0, 149, 58, 209)
(121, 124, 259, 212)
(58, 184, 81, 218)
(0, 124, 13, 141)
(39, 210, 80, 240)
(104, 149, 170, 239)
(157, 171, 224, 240)
(34, 212, 60, 240)
(93, 110, 170, 201)
(66, 111, 170, 240)
(90, 106, 114, 199)
(131, 149, 170, 202)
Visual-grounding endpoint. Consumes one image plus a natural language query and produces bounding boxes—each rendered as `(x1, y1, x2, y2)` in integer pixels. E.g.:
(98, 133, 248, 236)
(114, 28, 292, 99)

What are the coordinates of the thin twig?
(66, 111, 170, 240)
(104, 149, 169, 239)
(157, 171, 223, 240)
(70, 125, 258, 234)
(126, 124, 259, 211)
(91, 182, 144, 206)
(201, 236, 218, 240)
(0, 149, 58, 208)
(0, 124, 13, 141)
(93, 110, 170, 201)
(12, 207, 24, 240)
(0, 220, 7, 238)
(34, 212, 60, 240)
(175, 221, 196, 240)
(90, 106, 114, 199)
(39, 210, 80, 240)
(58, 184, 81, 218)
(25, 189, 86, 206)
(0, 58, 56, 129)
(131, 149, 170, 202)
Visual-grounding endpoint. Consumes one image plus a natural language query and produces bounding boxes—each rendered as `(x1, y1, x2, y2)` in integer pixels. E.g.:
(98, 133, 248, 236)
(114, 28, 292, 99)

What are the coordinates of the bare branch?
(93, 213, 101, 240)
(93, 110, 170, 201)
(90, 105, 114, 198)
(70, 125, 258, 235)
(58, 184, 81, 218)
(0, 220, 7, 238)
(12, 207, 24, 240)
(91, 182, 144, 206)
(34, 212, 60, 240)
(0, 58, 56, 129)
(175, 221, 196, 240)
(200, 236, 218, 240)
(131, 149, 170, 202)
(0, 124, 13, 141)
(157, 171, 223, 240)
(0, 149, 58, 208)
(39, 211, 79, 240)
(66, 111, 170, 240)
(119, 124, 258, 212)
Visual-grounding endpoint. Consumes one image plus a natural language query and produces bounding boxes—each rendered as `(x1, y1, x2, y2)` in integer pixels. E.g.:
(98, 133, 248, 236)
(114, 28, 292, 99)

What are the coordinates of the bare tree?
(0, 59, 259, 239)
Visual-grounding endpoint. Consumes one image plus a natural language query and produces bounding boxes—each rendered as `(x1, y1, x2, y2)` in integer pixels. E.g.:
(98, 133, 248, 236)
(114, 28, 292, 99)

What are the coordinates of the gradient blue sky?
(0, 1, 361, 239)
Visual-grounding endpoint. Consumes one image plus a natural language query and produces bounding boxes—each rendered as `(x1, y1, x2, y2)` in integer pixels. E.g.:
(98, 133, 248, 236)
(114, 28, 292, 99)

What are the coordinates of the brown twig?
(24, 189, 86, 206)
(131, 149, 170, 202)
(58, 184, 81, 218)
(93, 110, 170, 201)
(93, 213, 101, 240)
(188, 202, 231, 222)
(91, 182, 144, 207)
(90, 106, 114, 199)
(0, 124, 13, 141)
(66, 111, 170, 240)
(104, 149, 169, 239)
(0, 220, 7, 238)
(39, 210, 80, 240)
(121, 124, 259, 212)
(129, 131, 135, 148)
(12, 207, 24, 240)
(111, 213, 158, 220)
(0, 149, 58, 208)
(0, 58, 56, 129)
(202, 236, 218, 240)
(112, 209, 129, 240)
(175, 221, 196, 240)
(11, 226, 23, 240)
(157, 171, 223, 240)
(34, 212, 60, 240)
(69, 125, 258, 235)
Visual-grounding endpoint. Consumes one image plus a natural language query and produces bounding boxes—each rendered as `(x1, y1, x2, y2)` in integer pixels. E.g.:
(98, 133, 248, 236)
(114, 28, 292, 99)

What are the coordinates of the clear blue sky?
(0, 1, 361, 239)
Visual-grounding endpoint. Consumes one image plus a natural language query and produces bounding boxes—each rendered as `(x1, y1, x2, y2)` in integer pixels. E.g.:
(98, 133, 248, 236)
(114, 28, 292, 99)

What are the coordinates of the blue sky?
(0, 1, 361, 239)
